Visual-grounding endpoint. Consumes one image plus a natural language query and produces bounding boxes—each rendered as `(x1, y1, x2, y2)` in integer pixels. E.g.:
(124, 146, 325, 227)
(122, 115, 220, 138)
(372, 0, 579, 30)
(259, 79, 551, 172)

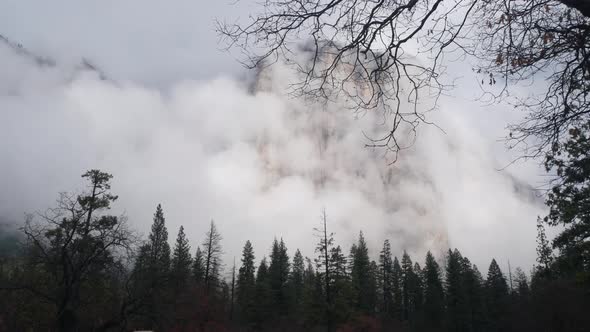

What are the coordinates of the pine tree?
(411, 262, 425, 329)
(329, 246, 348, 285)
(209, 256, 222, 294)
(391, 256, 403, 320)
(220, 279, 231, 315)
(544, 122, 590, 271)
(444, 249, 465, 332)
(254, 258, 272, 327)
(367, 260, 379, 314)
(149, 204, 171, 275)
(192, 247, 205, 285)
(350, 232, 374, 314)
(15, 170, 135, 331)
(133, 244, 151, 280)
(348, 244, 357, 271)
(401, 251, 414, 321)
(378, 240, 394, 318)
(230, 261, 236, 320)
(314, 209, 335, 329)
(289, 249, 306, 316)
(301, 257, 323, 326)
(171, 226, 192, 288)
(237, 240, 256, 323)
(329, 245, 352, 324)
(131, 204, 172, 330)
(514, 267, 530, 298)
(202, 220, 222, 293)
(486, 259, 509, 332)
(423, 251, 444, 330)
(462, 258, 486, 332)
(536, 217, 553, 275)
(269, 238, 290, 318)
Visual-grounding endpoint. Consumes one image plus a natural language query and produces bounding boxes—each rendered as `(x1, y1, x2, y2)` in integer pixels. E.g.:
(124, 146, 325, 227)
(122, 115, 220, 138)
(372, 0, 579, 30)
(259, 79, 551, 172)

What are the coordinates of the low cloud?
(0, 36, 545, 274)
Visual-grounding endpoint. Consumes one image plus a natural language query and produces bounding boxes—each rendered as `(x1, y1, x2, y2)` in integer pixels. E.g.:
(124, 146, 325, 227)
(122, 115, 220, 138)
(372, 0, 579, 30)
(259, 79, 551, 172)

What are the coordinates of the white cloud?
(0, 38, 545, 274)
(0, 1, 546, 274)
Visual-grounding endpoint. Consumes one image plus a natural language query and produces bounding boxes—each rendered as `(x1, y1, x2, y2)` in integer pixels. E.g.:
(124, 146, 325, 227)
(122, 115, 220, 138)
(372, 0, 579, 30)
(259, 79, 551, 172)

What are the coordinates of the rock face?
(0, 34, 106, 80)
(0, 36, 542, 266)
(246, 47, 544, 259)
(248, 54, 451, 257)
(0, 34, 56, 67)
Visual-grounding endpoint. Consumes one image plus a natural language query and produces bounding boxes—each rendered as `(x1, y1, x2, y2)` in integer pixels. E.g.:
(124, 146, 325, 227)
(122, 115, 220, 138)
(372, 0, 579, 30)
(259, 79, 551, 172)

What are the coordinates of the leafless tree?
(219, 0, 590, 160)
(314, 208, 335, 331)
(203, 220, 223, 293)
(473, 0, 590, 158)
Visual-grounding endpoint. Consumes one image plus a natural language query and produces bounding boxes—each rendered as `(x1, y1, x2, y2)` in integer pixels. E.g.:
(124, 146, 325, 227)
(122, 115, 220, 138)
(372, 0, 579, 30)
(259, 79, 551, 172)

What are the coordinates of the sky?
(0, 0, 548, 274)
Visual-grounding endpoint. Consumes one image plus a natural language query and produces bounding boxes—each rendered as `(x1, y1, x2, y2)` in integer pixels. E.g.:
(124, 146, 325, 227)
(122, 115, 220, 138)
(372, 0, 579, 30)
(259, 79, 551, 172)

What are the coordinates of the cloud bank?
(0, 34, 544, 273)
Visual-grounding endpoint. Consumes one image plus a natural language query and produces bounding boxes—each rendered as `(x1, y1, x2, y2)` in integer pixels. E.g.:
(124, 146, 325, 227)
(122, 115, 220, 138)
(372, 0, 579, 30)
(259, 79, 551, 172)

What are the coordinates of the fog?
(0, 1, 546, 273)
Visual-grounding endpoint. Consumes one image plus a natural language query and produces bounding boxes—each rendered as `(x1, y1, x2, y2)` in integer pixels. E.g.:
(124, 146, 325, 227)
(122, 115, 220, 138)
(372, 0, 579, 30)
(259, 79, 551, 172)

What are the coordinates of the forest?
(1, 139, 589, 332)
(2, 0, 590, 331)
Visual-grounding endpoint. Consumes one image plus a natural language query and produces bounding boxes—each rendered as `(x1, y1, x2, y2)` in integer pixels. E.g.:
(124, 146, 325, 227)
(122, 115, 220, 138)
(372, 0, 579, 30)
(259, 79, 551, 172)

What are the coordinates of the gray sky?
(0, 0, 547, 274)
(0, 0, 249, 84)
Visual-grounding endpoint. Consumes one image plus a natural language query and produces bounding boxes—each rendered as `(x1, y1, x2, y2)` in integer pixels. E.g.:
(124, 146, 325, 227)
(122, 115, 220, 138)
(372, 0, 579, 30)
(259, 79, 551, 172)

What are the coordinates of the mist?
(0, 27, 547, 274)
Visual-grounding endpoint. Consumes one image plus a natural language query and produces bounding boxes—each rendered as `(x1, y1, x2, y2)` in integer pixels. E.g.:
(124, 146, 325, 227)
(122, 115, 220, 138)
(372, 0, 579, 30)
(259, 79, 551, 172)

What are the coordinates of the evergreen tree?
(133, 244, 151, 281)
(391, 256, 403, 320)
(13, 170, 133, 332)
(350, 232, 374, 314)
(314, 209, 335, 329)
(237, 240, 256, 323)
(192, 247, 205, 285)
(514, 267, 530, 298)
(444, 249, 465, 332)
(329, 246, 349, 286)
(254, 258, 272, 327)
(401, 251, 414, 321)
(168, 226, 193, 328)
(148, 204, 171, 276)
(142, 204, 172, 330)
(209, 257, 222, 294)
(536, 217, 553, 275)
(221, 279, 231, 315)
(367, 260, 379, 314)
(299, 257, 324, 327)
(462, 258, 486, 332)
(348, 244, 358, 272)
(329, 245, 353, 324)
(544, 122, 590, 271)
(423, 251, 444, 330)
(378, 240, 394, 318)
(269, 238, 290, 318)
(202, 221, 222, 293)
(230, 261, 236, 320)
(171, 226, 192, 288)
(411, 262, 425, 329)
(486, 259, 509, 332)
(289, 249, 306, 316)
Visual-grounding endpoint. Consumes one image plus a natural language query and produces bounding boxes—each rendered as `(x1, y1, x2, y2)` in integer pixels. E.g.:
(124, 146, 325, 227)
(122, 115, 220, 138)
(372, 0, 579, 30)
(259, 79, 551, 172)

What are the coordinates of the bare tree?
(219, 0, 590, 159)
(473, 0, 590, 158)
(203, 220, 223, 293)
(314, 208, 335, 331)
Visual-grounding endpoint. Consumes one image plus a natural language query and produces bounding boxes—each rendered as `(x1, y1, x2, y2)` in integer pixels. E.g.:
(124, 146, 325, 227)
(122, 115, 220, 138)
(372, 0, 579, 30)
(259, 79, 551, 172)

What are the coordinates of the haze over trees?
(0, 169, 589, 331)
(1, 0, 590, 330)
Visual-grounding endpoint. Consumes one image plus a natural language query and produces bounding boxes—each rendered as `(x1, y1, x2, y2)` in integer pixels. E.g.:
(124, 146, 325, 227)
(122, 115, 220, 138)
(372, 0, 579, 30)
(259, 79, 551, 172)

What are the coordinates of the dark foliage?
(1, 167, 590, 331)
